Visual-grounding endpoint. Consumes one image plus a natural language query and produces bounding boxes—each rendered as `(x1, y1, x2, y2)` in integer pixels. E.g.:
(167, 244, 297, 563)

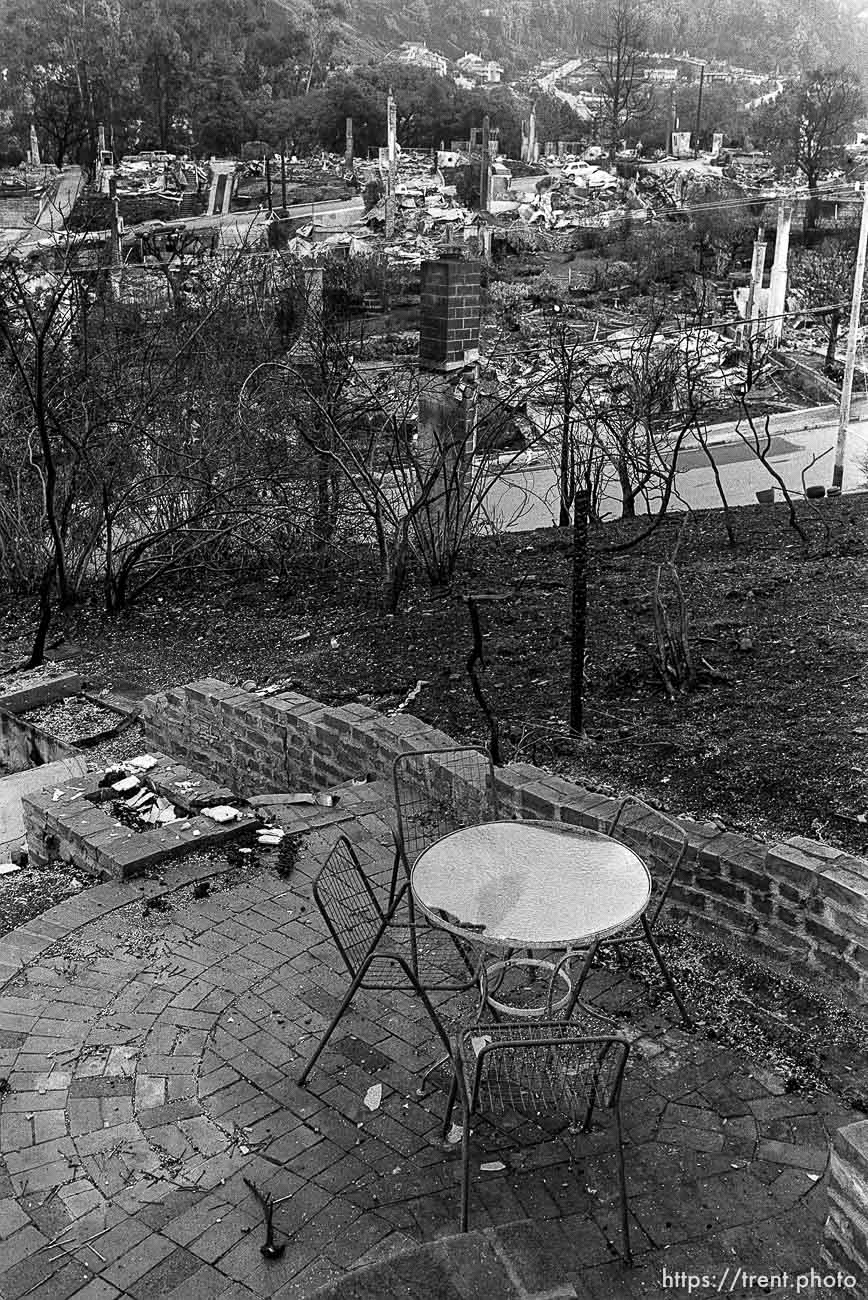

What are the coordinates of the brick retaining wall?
(0, 706, 76, 772)
(822, 1121, 868, 1284)
(141, 678, 868, 1004)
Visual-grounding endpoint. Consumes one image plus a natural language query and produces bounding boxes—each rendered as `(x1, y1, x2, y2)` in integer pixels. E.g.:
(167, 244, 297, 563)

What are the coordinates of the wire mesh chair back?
(607, 796, 688, 929)
(312, 836, 389, 977)
(393, 746, 499, 868)
(466, 1024, 628, 1126)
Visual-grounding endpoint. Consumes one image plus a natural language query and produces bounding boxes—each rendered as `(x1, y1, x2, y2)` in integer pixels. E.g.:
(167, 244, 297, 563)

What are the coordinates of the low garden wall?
(0, 706, 76, 772)
(141, 678, 868, 1004)
(22, 752, 257, 877)
(823, 1122, 868, 1284)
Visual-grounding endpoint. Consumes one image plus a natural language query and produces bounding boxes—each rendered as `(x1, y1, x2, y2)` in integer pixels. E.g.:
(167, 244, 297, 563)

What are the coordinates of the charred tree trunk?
(569, 489, 590, 737)
(465, 596, 502, 765)
(25, 565, 55, 669)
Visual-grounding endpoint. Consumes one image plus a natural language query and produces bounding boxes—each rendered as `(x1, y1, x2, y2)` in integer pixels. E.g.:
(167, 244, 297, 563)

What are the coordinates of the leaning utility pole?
(832, 181, 868, 490)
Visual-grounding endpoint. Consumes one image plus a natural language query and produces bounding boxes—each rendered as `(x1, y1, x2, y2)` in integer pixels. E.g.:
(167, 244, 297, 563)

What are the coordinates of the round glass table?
(411, 819, 653, 1017)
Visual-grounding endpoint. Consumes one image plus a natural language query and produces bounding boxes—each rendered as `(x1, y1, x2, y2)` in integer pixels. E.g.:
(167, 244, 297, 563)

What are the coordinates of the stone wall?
(823, 1120, 868, 1284)
(141, 678, 868, 1004)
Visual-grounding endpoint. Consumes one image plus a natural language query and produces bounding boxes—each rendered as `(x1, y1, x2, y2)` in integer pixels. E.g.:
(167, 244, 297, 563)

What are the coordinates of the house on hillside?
(456, 53, 504, 84)
(393, 43, 449, 77)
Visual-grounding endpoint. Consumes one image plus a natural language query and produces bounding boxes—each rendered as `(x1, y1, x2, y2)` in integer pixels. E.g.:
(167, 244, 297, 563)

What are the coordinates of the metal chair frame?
(391, 745, 499, 976)
(298, 835, 467, 1086)
(567, 796, 692, 1026)
(443, 1014, 632, 1266)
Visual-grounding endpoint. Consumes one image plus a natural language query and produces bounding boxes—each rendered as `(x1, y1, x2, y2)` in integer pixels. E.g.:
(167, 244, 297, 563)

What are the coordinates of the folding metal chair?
(298, 835, 472, 1086)
(443, 1013, 633, 1265)
(567, 796, 692, 1026)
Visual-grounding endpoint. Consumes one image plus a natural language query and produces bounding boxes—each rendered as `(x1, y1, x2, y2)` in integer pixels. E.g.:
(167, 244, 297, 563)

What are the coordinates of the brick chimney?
(419, 257, 482, 373)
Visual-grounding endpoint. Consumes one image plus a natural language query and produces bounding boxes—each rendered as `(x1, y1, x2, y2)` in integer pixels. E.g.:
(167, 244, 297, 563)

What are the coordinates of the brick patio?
(0, 781, 859, 1300)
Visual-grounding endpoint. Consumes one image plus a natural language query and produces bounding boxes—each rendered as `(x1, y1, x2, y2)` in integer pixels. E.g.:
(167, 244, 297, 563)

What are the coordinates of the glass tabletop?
(411, 819, 652, 950)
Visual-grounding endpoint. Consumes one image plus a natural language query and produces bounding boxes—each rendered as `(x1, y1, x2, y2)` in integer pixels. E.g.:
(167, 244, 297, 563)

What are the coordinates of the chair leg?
(639, 914, 692, 1028)
(416, 1051, 450, 1099)
(441, 1072, 459, 1140)
(460, 1101, 472, 1233)
(298, 958, 372, 1086)
(562, 940, 600, 1021)
(614, 1104, 632, 1268)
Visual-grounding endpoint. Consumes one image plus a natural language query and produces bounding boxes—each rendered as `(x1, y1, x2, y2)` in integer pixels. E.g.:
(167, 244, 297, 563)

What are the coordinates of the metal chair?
(391, 746, 499, 972)
(443, 1012, 633, 1265)
(298, 835, 469, 1086)
(568, 797, 692, 1026)
(391, 745, 499, 899)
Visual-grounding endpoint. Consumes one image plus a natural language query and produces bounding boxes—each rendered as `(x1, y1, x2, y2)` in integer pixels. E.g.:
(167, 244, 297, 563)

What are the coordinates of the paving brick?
(98, 1231, 177, 1288)
(127, 1245, 204, 1299)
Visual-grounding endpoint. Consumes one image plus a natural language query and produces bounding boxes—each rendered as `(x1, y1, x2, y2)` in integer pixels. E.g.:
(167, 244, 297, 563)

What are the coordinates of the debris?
(111, 775, 140, 793)
(480, 1161, 506, 1171)
(446, 1123, 464, 1145)
(129, 754, 158, 772)
(201, 805, 242, 822)
(0, 863, 22, 875)
(471, 1035, 492, 1056)
(363, 1084, 382, 1111)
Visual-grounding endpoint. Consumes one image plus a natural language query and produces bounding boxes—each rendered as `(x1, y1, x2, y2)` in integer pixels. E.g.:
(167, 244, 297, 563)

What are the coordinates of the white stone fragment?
(201, 805, 241, 823)
(112, 776, 140, 793)
(363, 1084, 382, 1111)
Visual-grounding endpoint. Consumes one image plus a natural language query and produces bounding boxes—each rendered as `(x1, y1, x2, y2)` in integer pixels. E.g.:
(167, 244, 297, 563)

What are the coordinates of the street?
(480, 415, 868, 531)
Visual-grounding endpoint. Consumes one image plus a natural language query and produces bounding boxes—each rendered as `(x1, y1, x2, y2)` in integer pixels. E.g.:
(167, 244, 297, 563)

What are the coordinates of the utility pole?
(832, 182, 868, 490)
(345, 117, 354, 169)
(743, 225, 767, 357)
(479, 114, 491, 212)
(693, 64, 705, 157)
(264, 155, 273, 213)
(280, 143, 287, 207)
(108, 174, 121, 299)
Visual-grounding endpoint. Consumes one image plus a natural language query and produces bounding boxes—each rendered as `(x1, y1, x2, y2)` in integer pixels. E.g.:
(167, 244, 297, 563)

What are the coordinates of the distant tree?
(29, 70, 89, 166)
(755, 68, 864, 229)
(533, 92, 592, 153)
(591, 0, 653, 165)
(303, 0, 348, 95)
(191, 69, 250, 156)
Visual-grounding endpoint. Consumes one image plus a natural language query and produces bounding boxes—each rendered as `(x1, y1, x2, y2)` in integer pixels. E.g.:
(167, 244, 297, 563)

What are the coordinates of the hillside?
(281, 0, 868, 76)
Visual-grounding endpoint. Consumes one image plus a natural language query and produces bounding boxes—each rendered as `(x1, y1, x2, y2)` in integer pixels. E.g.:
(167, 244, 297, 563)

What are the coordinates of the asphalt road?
(479, 416, 868, 531)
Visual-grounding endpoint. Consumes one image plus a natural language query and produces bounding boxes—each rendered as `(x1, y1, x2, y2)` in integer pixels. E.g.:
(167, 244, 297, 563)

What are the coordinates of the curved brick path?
(0, 799, 857, 1300)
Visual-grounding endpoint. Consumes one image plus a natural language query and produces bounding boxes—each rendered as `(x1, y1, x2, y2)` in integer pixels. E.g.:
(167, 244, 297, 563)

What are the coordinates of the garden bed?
(1, 494, 866, 857)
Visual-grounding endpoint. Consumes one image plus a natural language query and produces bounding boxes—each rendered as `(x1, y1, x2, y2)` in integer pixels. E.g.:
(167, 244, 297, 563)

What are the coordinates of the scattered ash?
(23, 695, 122, 741)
